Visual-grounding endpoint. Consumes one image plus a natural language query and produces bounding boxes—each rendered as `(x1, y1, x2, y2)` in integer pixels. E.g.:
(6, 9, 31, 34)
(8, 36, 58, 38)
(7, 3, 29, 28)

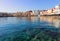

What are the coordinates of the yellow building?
(47, 9, 53, 15)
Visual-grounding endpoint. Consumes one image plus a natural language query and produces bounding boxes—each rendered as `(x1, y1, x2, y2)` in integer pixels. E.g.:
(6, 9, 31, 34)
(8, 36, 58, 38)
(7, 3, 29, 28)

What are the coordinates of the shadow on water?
(0, 16, 60, 41)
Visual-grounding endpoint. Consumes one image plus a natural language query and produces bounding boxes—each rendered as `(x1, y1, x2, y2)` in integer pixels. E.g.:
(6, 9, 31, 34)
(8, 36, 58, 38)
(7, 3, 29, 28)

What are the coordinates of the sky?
(0, 0, 60, 13)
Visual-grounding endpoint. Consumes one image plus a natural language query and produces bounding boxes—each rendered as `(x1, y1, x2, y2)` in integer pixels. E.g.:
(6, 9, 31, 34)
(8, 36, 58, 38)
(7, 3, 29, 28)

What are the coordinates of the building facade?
(33, 10, 40, 16)
(53, 5, 60, 14)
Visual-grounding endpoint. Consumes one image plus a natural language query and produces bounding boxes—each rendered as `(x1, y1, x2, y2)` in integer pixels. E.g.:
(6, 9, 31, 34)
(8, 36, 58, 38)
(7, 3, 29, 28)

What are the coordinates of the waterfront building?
(40, 10, 48, 15)
(43, 10, 48, 15)
(40, 11, 43, 15)
(33, 10, 40, 16)
(40, 5, 60, 16)
(29, 11, 34, 16)
(25, 10, 33, 17)
(47, 8, 53, 15)
(53, 5, 60, 14)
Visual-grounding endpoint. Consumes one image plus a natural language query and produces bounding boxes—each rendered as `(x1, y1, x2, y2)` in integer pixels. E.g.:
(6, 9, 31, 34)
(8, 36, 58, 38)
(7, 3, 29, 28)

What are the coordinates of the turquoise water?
(0, 16, 60, 41)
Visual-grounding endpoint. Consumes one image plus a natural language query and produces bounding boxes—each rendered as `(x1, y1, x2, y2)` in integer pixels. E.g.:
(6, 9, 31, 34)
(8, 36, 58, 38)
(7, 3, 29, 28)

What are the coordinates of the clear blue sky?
(0, 0, 60, 13)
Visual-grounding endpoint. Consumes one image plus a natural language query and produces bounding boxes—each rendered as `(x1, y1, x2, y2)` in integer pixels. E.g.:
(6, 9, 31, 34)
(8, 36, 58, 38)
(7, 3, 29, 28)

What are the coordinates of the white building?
(54, 5, 60, 14)
(33, 10, 40, 15)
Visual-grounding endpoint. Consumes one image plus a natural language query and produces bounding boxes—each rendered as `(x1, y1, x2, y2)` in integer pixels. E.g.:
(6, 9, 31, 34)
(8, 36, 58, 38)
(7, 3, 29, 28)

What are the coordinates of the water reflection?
(0, 16, 60, 28)
(39, 16, 60, 28)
